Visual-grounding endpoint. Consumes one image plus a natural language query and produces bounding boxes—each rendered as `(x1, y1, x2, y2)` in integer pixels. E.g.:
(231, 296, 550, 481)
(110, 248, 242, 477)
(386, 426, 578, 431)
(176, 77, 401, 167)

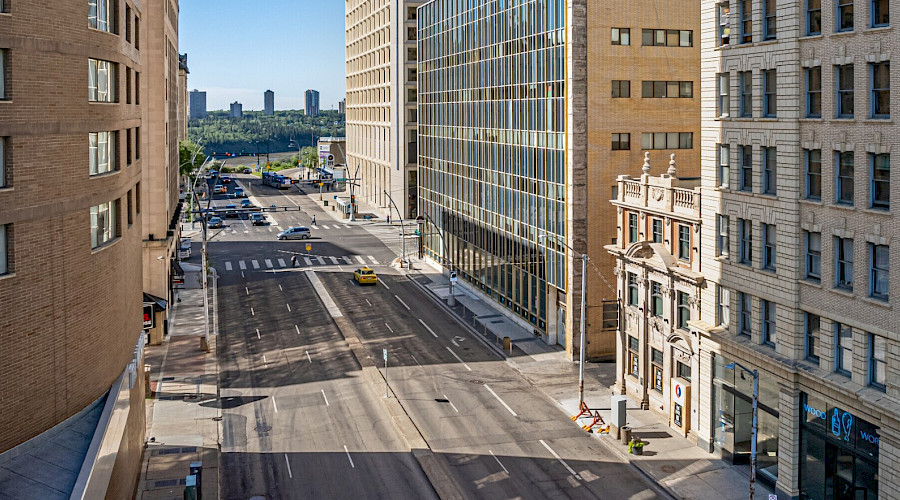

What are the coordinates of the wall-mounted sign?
(801, 392, 879, 458)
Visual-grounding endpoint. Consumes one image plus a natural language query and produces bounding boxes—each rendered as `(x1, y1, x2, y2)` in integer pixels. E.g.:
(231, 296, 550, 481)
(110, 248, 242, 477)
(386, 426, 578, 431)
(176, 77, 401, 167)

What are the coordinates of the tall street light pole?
(383, 190, 407, 268)
(422, 212, 455, 306)
(725, 362, 759, 500)
(190, 156, 217, 353)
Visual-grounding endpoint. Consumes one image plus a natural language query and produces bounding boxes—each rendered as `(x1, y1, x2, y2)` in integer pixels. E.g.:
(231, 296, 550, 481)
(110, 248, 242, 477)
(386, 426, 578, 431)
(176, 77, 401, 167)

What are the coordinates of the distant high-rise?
(230, 101, 243, 118)
(264, 89, 274, 116)
(189, 89, 207, 120)
(305, 89, 320, 117)
(338, 98, 346, 115)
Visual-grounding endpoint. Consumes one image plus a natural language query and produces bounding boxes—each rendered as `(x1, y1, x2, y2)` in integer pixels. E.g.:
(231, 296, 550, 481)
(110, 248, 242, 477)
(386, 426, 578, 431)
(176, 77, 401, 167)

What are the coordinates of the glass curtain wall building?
(418, 0, 567, 334)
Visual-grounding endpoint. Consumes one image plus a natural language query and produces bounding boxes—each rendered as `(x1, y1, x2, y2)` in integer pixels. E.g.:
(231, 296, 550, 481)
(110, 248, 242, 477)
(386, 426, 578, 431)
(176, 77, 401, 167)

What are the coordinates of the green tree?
(179, 140, 205, 177)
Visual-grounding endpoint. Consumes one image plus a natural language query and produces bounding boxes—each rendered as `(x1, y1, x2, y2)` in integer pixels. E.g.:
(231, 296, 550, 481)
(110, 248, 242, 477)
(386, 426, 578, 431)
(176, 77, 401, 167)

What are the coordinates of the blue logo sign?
(831, 408, 853, 442)
(804, 403, 826, 420)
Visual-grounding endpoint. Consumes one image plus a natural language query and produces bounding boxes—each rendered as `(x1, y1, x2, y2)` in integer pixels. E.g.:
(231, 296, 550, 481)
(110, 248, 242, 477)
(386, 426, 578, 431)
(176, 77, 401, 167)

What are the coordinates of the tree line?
(187, 109, 345, 155)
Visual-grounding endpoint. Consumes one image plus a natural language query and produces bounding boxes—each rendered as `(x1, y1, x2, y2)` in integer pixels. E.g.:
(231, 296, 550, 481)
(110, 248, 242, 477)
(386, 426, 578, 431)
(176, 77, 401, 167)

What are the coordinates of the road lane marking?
(380, 279, 391, 290)
(321, 390, 329, 406)
(484, 384, 517, 417)
(342, 256, 352, 264)
(320, 224, 329, 229)
(239, 261, 247, 270)
(489, 450, 510, 475)
(343, 224, 350, 229)
(250, 307, 255, 316)
(252, 260, 260, 269)
(279, 284, 283, 291)
(385, 323, 394, 333)
(444, 394, 460, 413)
(304, 257, 313, 266)
(316, 256, 326, 265)
(256, 328, 261, 339)
(418, 319, 438, 338)
(262, 354, 268, 367)
(451, 337, 459, 347)
(306, 271, 343, 318)
(265, 259, 273, 268)
(540, 440, 582, 480)
(368, 256, 379, 265)
(241, 271, 245, 278)
(365, 299, 372, 307)
(410, 354, 422, 366)
(245, 287, 249, 295)
(343, 445, 355, 468)
(286, 303, 292, 312)
(395, 295, 410, 310)
(284, 454, 293, 479)
(445, 347, 472, 371)
(329, 256, 339, 265)
(225, 261, 233, 271)
(272, 397, 278, 413)
(306, 351, 312, 363)
(278, 258, 286, 267)
(295, 324, 301, 334)
(355, 255, 366, 264)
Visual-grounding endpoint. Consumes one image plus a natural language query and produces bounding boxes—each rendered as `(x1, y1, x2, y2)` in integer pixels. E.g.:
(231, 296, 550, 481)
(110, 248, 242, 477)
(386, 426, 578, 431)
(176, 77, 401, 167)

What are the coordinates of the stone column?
(775, 384, 802, 499)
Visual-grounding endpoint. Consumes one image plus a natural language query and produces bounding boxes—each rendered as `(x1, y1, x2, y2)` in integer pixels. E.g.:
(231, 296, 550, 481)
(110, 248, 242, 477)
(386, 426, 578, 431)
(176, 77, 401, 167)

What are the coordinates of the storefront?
(710, 353, 780, 486)
(799, 392, 879, 500)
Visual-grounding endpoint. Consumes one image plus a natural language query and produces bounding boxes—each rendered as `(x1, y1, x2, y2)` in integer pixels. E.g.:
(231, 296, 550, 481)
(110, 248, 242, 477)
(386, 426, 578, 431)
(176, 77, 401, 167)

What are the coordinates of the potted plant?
(628, 438, 645, 455)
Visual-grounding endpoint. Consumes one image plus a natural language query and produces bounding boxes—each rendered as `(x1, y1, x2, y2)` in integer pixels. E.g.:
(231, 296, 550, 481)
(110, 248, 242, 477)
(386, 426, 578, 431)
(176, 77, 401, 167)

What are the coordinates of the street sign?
(383, 348, 388, 361)
(305, 244, 311, 252)
(449, 272, 458, 283)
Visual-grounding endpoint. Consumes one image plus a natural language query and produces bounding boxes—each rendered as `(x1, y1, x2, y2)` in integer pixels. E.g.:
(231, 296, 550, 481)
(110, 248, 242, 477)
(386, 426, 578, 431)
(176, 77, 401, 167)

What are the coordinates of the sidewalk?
(303, 184, 776, 500)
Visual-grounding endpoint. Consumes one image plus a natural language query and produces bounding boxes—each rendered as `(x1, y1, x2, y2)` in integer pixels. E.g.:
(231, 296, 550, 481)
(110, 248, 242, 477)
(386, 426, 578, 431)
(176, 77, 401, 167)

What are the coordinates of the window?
(627, 272, 639, 306)
(869, 244, 889, 300)
(125, 67, 132, 105)
(135, 126, 140, 159)
(739, 218, 753, 265)
(835, 323, 853, 375)
(90, 201, 117, 248)
(718, 144, 731, 188)
(718, 73, 731, 116)
(717, 214, 730, 258)
(0, 224, 7, 275)
(805, 313, 820, 362)
(807, 0, 822, 34)
(761, 300, 776, 345)
(835, 237, 854, 290)
(678, 224, 691, 261)
(628, 336, 640, 377)
(651, 349, 663, 392)
(718, 2, 732, 45)
(806, 67, 822, 117)
(134, 17, 140, 49)
(651, 219, 663, 243)
(0, 49, 6, 100)
(135, 181, 141, 214)
(763, 70, 777, 117)
(871, 62, 890, 118)
(740, 0, 753, 42)
(717, 286, 731, 326)
(611, 133, 630, 151)
(871, 153, 890, 209)
(869, 334, 886, 390)
(740, 145, 753, 191)
(641, 81, 693, 98)
(872, 0, 889, 27)
(764, 0, 777, 39)
(836, 151, 854, 205)
(641, 29, 693, 47)
(805, 149, 822, 199)
(838, 0, 854, 31)
(125, 5, 132, 43)
(89, 0, 115, 33)
(805, 231, 822, 281)
(650, 282, 663, 317)
(0, 136, 5, 188)
(640, 132, 693, 150)
(762, 223, 777, 271)
(134, 72, 140, 105)
(612, 28, 631, 45)
(89, 131, 116, 175)
(628, 213, 639, 243)
(677, 292, 691, 329)
(739, 292, 752, 336)
(127, 190, 133, 226)
(612, 80, 630, 98)
(763, 147, 777, 195)
(89, 59, 116, 102)
(676, 360, 691, 382)
(126, 128, 132, 165)
(836, 65, 854, 117)
(739, 71, 753, 117)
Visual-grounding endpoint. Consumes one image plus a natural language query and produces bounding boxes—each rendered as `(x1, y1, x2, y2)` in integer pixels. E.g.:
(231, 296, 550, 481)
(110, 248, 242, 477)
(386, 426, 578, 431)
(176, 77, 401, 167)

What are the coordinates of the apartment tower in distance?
(190, 88, 207, 120)
(305, 89, 320, 117)
(0, 0, 151, 497)
(230, 101, 243, 118)
(345, 0, 422, 218)
(264, 89, 274, 116)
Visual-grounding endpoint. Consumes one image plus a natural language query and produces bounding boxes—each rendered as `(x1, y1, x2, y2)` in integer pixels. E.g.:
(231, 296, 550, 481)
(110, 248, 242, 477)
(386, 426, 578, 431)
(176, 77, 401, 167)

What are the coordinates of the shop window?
(628, 336, 639, 378)
(651, 349, 663, 392)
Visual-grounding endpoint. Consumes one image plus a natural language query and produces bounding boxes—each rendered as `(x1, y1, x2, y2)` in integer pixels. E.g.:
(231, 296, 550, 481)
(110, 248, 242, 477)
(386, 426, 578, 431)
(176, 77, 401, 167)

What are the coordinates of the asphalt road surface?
(207, 175, 663, 499)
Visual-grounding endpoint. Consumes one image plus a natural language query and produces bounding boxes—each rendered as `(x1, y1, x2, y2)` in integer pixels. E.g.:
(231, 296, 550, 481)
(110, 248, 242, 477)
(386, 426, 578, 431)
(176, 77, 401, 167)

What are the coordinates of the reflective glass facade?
(417, 0, 567, 330)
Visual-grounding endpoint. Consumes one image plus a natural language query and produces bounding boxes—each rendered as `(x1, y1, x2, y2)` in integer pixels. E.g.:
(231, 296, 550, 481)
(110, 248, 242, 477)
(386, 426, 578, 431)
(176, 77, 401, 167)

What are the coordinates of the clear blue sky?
(179, 1, 346, 112)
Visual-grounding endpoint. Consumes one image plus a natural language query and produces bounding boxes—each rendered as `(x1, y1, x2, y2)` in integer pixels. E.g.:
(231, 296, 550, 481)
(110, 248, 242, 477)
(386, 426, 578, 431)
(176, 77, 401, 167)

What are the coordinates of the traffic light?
(350, 195, 356, 205)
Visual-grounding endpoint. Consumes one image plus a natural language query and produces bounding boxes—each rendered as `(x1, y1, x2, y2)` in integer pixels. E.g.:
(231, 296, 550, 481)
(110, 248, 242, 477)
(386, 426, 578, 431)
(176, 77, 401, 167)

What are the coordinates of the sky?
(179, 1, 346, 112)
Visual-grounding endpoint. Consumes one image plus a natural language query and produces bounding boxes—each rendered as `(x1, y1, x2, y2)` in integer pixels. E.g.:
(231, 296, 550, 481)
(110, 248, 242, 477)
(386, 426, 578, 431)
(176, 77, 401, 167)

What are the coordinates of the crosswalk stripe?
(268, 227, 273, 232)
(368, 256, 380, 265)
(239, 261, 247, 270)
(355, 255, 366, 264)
(252, 260, 260, 269)
(278, 258, 286, 267)
(342, 256, 352, 264)
(265, 259, 273, 268)
(316, 256, 326, 265)
(312, 225, 319, 229)
(320, 225, 329, 229)
(304, 257, 313, 266)
(343, 224, 351, 229)
(329, 256, 339, 265)
(225, 261, 233, 271)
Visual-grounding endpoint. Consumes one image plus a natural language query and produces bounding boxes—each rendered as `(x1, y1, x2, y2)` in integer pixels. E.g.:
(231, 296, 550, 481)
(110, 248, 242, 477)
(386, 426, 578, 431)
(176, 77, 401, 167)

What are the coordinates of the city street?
(206, 175, 663, 499)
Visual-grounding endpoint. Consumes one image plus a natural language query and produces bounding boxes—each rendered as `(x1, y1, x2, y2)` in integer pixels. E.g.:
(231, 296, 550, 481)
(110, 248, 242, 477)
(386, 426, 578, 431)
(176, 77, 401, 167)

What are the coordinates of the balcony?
(616, 154, 700, 219)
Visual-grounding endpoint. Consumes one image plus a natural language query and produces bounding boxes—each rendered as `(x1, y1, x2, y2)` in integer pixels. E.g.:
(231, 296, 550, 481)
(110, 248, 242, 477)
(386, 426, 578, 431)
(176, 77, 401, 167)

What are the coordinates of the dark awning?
(171, 260, 185, 277)
(143, 293, 168, 311)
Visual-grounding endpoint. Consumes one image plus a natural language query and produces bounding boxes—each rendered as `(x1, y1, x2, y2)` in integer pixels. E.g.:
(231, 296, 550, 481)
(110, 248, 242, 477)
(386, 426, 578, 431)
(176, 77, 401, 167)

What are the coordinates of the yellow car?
(353, 267, 377, 285)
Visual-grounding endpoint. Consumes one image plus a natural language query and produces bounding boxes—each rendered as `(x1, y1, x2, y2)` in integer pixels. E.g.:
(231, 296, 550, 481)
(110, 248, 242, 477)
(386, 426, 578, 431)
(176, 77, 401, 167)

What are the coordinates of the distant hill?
(188, 109, 345, 155)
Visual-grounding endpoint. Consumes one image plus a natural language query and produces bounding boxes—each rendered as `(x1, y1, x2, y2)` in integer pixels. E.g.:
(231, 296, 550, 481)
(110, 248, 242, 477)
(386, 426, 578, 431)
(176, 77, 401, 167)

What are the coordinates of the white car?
(277, 227, 311, 240)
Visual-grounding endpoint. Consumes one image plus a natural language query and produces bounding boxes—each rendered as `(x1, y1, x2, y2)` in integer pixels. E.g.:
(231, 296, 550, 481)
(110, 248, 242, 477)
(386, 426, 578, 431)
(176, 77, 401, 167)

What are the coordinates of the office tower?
(305, 89, 320, 117)
(189, 89, 207, 120)
(264, 89, 274, 116)
(230, 101, 243, 118)
(178, 55, 189, 137)
(345, 0, 423, 218)
(338, 98, 346, 115)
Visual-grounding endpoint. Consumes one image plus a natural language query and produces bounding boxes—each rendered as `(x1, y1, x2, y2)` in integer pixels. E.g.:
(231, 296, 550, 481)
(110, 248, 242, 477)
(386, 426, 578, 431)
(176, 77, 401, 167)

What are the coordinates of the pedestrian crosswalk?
(215, 222, 358, 235)
(218, 254, 384, 272)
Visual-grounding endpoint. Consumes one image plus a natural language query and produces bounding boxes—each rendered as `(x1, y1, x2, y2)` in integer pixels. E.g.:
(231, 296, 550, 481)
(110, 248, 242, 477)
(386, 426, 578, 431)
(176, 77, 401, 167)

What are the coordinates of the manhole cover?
(468, 379, 484, 385)
(661, 465, 677, 473)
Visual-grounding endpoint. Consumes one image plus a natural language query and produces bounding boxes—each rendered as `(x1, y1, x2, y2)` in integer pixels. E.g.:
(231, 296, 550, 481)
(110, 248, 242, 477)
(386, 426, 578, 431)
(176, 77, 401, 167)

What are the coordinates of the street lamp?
(383, 190, 407, 268)
(538, 232, 588, 406)
(189, 156, 221, 353)
(725, 361, 759, 500)
(421, 212, 455, 306)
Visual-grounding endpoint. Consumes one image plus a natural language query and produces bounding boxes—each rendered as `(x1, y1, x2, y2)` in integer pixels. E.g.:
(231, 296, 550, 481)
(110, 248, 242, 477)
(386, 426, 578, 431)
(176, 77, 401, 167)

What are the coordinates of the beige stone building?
(0, 0, 151, 497)
(345, 0, 423, 220)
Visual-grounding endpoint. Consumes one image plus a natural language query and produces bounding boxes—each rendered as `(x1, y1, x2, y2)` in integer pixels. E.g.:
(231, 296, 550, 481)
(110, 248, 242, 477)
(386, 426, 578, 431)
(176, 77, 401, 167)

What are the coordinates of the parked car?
(178, 238, 192, 259)
(233, 187, 246, 198)
(353, 267, 377, 285)
(208, 216, 224, 228)
(221, 176, 232, 184)
(242, 168, 252, 174)
(250, 213, 267, 226)
(277, 226, 311, 240)
(214, 184, 226, 194)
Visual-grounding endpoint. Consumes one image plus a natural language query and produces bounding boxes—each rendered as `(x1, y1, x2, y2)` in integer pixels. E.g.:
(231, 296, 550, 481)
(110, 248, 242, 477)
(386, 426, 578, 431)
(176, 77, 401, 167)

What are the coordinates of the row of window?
(803, 233, 890, 300)
(611, 132, 694, 151)
(804, 313, 888, 390)
(625, 275, 694, 330)
(611, 28, 694, 47)
(89, 0, 141, 49)
(716, 216, 779, 270)
(626, 336, 692, 391)
(611, 80, 694, 99)
(88, 128, 141, 175)
(626, 214, 694, 262)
